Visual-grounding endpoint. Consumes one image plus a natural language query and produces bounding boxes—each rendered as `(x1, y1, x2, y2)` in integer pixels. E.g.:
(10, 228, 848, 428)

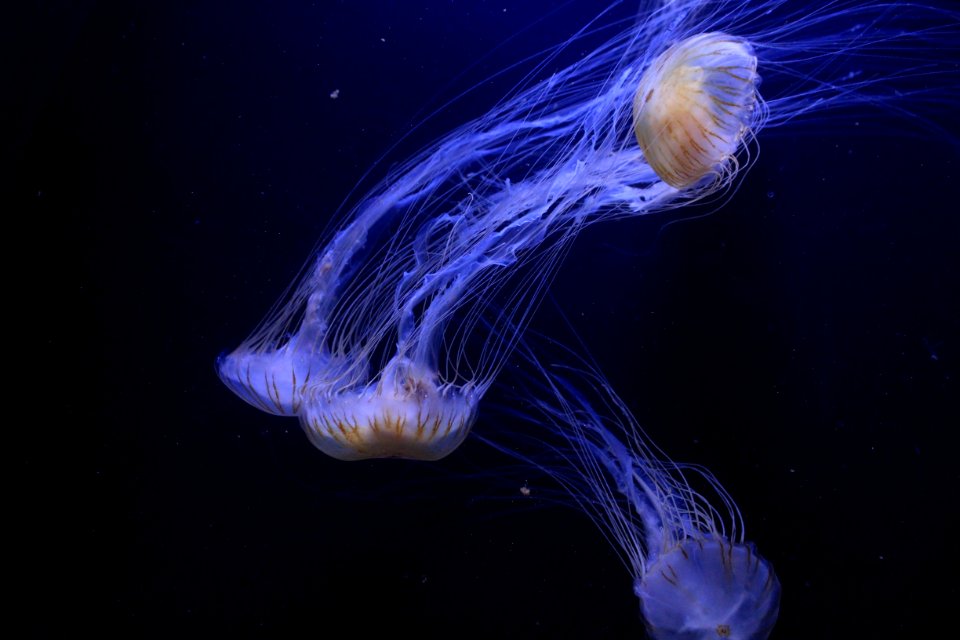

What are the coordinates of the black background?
(15, 1, 959, 637)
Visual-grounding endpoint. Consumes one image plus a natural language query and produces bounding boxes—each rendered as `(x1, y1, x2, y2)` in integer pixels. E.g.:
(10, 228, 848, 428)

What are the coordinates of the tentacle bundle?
(633, 32, 760, 189)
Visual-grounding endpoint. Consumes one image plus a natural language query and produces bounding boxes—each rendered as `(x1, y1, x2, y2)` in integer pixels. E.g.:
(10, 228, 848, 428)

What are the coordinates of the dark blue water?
(18, 1, 958, 637)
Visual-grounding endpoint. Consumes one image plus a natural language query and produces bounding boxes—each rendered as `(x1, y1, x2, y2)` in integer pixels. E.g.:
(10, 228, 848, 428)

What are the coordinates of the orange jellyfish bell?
(299, 358, 478, 461)
(633, 32, 761, 190)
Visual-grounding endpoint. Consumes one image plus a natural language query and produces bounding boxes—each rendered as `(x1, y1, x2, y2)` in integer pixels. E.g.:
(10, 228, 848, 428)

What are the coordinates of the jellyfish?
(219, 0, 959, 461)
(482, 347, 781, 639)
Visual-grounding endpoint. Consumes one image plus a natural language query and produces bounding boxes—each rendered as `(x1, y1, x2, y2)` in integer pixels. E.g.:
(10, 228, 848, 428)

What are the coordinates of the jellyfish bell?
(299, 357, 478, 461)
(633, 32, 761, 190)
(636, 537, 780, 640)
(217, 341, 329, 417)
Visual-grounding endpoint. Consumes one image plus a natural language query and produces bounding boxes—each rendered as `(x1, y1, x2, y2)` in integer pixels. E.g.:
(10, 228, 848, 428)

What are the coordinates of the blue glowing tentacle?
(579, 416, 668, 564)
